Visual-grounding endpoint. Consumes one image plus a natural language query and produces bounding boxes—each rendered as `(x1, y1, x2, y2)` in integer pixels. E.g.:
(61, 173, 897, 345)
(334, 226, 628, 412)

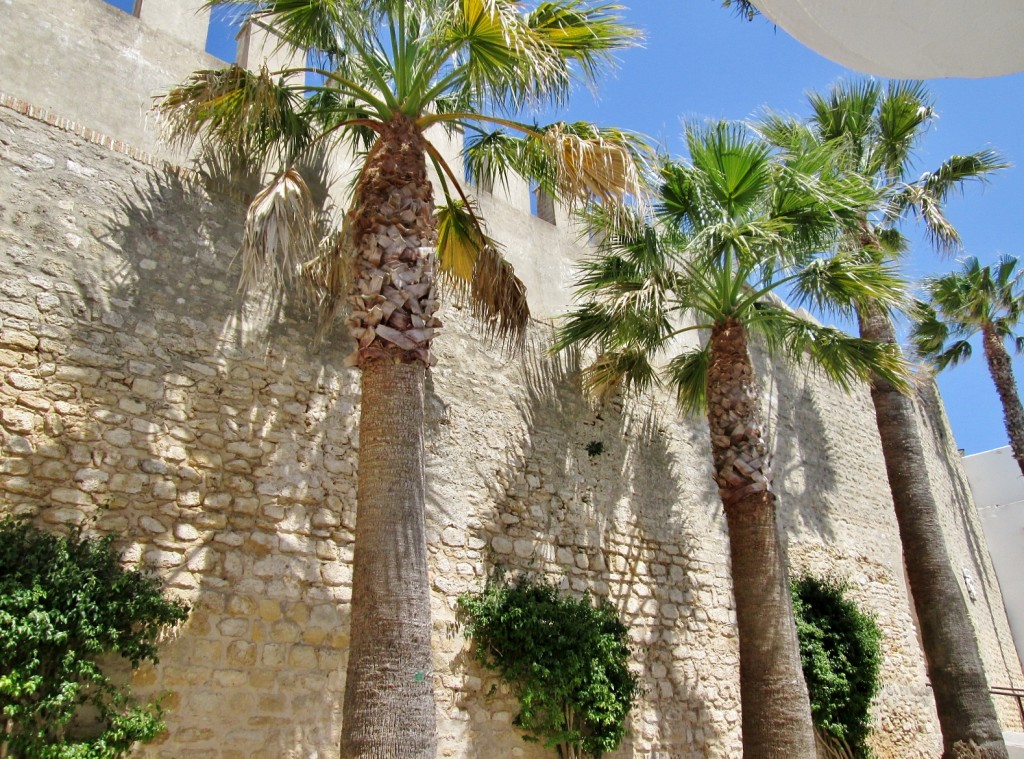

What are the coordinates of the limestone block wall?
(0, 0, 1022, 756)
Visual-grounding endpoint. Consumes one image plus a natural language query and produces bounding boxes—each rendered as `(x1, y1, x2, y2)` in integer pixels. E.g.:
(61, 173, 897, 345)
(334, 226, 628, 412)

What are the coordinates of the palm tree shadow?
(755, 349, 843, 544)
(9, 153, 359, 757)
(436, 334, 731, 756)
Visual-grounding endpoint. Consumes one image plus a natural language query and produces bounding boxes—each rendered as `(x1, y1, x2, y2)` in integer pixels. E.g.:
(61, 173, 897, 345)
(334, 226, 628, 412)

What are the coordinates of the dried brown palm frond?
(543, 122, 648, 209)
(302, 222, 354, 345)
(239, 168, 319, 297)
(469, 244, 530, 352)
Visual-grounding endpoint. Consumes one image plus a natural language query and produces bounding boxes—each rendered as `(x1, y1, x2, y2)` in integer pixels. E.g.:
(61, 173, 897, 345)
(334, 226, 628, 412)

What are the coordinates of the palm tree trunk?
(707, 318, 816, 758)
(341, 115, 439, 758)
(981, 324, 1024, 477)
(859, 306, 1007, 759)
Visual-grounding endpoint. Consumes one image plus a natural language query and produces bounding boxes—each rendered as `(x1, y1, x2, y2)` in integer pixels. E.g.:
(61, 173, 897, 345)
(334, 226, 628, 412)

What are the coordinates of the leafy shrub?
(792, 574, 883, 758)
(458, 575, 640, 759)
(0, 517, 189, 758)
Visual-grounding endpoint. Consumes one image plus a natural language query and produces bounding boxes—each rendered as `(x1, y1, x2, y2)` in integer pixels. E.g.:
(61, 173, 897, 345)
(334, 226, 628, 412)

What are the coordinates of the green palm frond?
(755, 113, 819, 158)
(789, 251, 907, 319)
(665, 347, 711, 414)
(463, 127, 540, 193)
(216, 0, 348, 57)
(913, 255, 1024, 373)
(808, 79, 881, 168)
(527, 1, 641, 83)
(749, 304, 910, 392)
(888, 150, 1009, 253)
(239, 168, 319, 296)
(685, 121, 773, 216)
(874, 80, 932, 179)
(156, 65, 312, 167)
(444, 0, 547, 110)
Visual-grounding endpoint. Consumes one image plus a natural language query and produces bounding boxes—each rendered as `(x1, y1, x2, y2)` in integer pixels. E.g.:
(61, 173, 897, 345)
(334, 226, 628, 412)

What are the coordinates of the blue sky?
(106, 0, 1024, 455)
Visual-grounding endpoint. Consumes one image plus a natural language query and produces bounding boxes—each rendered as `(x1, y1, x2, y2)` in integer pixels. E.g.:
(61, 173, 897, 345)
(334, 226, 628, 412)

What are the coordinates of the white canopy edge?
(753, 0, 1024, 79)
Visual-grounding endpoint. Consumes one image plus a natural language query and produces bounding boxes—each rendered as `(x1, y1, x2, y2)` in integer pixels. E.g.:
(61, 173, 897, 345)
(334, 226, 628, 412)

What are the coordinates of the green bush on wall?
(791, 574, 883, 758)
(0, 516, 189, 759)
(458, 575, 640, 759)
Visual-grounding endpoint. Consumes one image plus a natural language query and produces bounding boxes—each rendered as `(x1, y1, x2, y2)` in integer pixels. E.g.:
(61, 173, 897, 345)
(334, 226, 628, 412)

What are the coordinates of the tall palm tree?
(155, 2, 646, 756)
(556, 122, 908, 758)
(760, 80, 1010, 758)
(913, 255, 1024, 476)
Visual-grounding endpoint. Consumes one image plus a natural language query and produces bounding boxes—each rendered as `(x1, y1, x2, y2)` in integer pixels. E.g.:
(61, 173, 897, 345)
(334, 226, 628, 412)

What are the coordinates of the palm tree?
(155, 2, 646, 755)
(913, 255, 1024, 476)
(760, 80, 1010, 758)
(556, 122, 908, 758)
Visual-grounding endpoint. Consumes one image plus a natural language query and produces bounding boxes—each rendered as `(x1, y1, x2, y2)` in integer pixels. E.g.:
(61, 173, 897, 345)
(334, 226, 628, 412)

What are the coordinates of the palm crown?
(556, 121, 908, 410)
(157, 0, 648, 353)
(758, 80, 1006, 257)
(913, 255, 1024, 369)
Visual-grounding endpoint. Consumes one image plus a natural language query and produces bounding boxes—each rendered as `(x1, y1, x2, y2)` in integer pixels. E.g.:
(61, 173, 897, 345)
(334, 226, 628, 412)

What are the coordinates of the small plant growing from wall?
(791, 574, 883, 758)
(458, 575, 640, 759)
(0, 517, 189, 758)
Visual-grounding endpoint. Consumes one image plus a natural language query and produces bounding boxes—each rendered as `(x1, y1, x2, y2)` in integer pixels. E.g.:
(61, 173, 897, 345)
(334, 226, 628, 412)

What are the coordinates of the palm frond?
(807, 79, 881, 164)
(790, 251, 907, 319)
(223, 0, 348, 57)
(468, 244, 531, 351)
(889, 150, 1008, 254)
(156, 65, 313, 167)
(874, 80, 933, 180)
(239, 168, 320, 297)
(435, 199, 529, 350)
(527, 1, 641, 83)
(443, 0, 560, 111)
(463, 127, 536, 193)
(749, 304, 911, 393)
(540, 121, 650, 208)
(666, 347, 711, 414)
(685, 121, 773, 215)
(303, 223, 354, 343)
(909, 298, 951, 358)
(436, 199, 490, 285)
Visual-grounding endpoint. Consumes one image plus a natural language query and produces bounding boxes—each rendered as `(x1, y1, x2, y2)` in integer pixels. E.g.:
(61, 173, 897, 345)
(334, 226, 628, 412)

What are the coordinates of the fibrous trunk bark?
(706, 318, 816, 759)
(341, 115, 438, 758)
(981, 324, 1024, 478)
(859, 306, 1007, 759)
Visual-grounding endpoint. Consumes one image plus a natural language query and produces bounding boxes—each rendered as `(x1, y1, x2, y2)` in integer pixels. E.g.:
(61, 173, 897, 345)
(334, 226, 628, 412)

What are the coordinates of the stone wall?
(0, 0, 1022, 756)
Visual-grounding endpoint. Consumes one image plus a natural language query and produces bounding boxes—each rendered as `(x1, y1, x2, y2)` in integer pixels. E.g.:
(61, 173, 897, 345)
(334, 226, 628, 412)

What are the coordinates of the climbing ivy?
(458, 575, 640, 759)
(0, 516, 189, 758)
(792, 574, 883, 758)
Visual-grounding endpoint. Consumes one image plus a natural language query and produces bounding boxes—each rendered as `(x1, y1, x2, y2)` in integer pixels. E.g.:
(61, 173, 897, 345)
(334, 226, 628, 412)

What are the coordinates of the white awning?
(753, 0, 1024, 78)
